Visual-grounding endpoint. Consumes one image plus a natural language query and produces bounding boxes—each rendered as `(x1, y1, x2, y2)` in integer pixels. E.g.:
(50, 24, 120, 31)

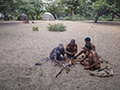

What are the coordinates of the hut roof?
(18, 13, 28, 20)
(0, 13, 4, 19)
(42, 12, 55, 21)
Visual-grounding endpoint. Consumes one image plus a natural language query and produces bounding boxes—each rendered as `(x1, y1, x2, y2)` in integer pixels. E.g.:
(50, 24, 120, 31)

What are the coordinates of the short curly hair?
(85, 43, 91, 50)
(70, 39, 75, 43)
(85, 37, 91, 41)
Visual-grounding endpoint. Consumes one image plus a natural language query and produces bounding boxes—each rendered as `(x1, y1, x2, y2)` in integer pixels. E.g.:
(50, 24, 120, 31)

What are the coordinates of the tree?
(61, 0, 79, 21)
(45, 0, 63, 20)
(0, 0, 44, 20)
(30, 0, 44, 20)
(0, 0, 17, 20)
(91, 0, 120, 22)
(75, 0, 87, 20)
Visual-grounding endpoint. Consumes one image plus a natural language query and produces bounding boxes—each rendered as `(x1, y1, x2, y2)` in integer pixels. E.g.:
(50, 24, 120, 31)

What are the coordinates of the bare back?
(90, 43, 95, 51)
(89, 50, 101, 67)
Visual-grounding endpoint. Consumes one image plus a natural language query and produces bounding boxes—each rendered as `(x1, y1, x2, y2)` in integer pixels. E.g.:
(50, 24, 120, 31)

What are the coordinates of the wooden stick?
(54, 65, 64, 78)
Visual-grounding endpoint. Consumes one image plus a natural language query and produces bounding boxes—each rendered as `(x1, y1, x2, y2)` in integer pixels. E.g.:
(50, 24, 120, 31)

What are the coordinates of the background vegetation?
(0, 0, 120, 22)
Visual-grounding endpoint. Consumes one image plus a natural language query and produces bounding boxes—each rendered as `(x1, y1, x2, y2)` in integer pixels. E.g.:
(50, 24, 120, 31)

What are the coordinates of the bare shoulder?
(91, 43, 95, 50)
(91, 50, 96, 55)
(74, 43, 77, 47)
(72, 44, 77, 49)
(91, 43, 95, 47)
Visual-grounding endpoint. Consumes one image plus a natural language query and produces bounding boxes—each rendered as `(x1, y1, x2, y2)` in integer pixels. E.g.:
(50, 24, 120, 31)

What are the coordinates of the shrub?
(47, 23, 66, 32)
(32, 27, 39, 31)
(59, 17, 65, 20)
(64, 17, 70, 20)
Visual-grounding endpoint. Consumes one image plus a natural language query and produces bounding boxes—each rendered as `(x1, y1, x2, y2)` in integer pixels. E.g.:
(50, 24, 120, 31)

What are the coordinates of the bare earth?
(0, 20, 120, 90)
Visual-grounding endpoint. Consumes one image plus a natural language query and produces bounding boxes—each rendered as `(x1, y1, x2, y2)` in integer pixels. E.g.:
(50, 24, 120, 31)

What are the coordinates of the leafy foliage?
(47, 23, 66, 32)
(32, 27, 39, 31)
(0, 0, 120, 21)
(60, 0, 80, 20)
(91, 0, 120, 21)
(45, 0, 62, 20)
(0, 0, 44, 20)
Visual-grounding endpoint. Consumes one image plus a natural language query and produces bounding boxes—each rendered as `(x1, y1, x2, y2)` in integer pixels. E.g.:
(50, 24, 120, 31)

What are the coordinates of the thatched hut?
(0, 13, 4, 19)
(42, 12, 55, 21)
(17, 13, 28, 21)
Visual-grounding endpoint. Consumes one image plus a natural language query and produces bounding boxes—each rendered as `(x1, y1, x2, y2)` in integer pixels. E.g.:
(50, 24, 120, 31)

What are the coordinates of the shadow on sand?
(0, 21, 23, 26)
(85, 21, 120, 26)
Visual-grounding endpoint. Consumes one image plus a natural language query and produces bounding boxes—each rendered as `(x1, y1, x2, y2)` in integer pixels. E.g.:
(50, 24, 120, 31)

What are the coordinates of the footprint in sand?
(21, 67, 37, 76)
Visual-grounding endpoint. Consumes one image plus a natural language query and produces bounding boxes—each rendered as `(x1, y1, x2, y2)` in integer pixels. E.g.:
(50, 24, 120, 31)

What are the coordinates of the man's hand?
(84, 66, 90, 70)
(66, 58, 69, 62)
(68, 52, 72, 55)
(60, 63, 63, 67)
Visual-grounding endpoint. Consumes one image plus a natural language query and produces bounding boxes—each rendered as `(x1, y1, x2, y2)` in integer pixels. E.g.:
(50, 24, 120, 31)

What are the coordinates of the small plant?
(46, 23, 66, 32)
(32, 27, 39, 31)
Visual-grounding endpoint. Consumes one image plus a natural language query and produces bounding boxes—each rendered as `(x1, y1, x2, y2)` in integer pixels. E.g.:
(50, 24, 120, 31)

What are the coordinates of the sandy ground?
(0, 20, 120, 90)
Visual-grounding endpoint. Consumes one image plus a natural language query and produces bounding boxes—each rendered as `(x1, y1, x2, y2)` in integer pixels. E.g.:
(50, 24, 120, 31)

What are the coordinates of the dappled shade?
(42, 12, 55, 21)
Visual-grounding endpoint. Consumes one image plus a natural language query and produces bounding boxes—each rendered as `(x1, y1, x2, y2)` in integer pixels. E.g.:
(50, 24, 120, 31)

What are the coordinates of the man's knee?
(80, 61, 89, 66)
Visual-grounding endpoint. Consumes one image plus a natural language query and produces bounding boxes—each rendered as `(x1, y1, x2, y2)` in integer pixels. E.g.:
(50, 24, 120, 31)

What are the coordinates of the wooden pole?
(54, 65, 64, 78)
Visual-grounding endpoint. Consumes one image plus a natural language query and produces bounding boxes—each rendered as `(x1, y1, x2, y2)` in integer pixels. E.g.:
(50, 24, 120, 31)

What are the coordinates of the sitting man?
(74, 37, 95, 59)
(65, 39, 77, 59)
(50, 44, 68, 66)
(72, 43, 100, 70)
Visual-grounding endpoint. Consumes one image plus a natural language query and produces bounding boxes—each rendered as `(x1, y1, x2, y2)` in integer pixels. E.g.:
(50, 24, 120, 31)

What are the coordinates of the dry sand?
(0, 20, 120, 90)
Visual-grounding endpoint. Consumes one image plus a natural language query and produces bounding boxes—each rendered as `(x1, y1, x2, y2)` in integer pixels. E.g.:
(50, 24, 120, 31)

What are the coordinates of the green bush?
(47, 23, 66, 32)
(59, 17, 65, 20)
(64, 17, 70, 20)
(32, 27, 39, 31)
(58, 16, 70, 20)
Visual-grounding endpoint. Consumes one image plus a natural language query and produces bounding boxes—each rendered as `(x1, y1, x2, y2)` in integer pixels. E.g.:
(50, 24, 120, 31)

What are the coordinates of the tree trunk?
(30, 14, 34, 20)
(3, 11, 7, 21)
(114, 0, 116, 4)
(72, 9, 74, 21)
(27, 14, 29, 19)
(54, 13, 58, 20)
(53, 6, 58, 20)
(94, 10, 109, 23)
(114, 12, 120, 18)
(112, 12, 114, 21)
(94, 11, 99, 23)
(79, 13, 82, 21)
(36, 15, 38, 20)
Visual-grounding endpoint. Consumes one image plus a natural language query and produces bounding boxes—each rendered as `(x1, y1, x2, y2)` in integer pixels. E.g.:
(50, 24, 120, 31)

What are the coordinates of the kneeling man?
(50, 44, 67, 66)
(65, 39, 77, 58)
(72, 43, 100, 70)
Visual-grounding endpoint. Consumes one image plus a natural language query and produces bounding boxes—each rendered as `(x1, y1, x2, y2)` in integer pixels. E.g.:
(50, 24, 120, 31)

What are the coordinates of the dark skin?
(72, 47, 100, 70)
(51, 47, 68, 67)
(74, 40, 95, 59)
(85, 41, 95, 51)
(65, 43, 77, 56)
